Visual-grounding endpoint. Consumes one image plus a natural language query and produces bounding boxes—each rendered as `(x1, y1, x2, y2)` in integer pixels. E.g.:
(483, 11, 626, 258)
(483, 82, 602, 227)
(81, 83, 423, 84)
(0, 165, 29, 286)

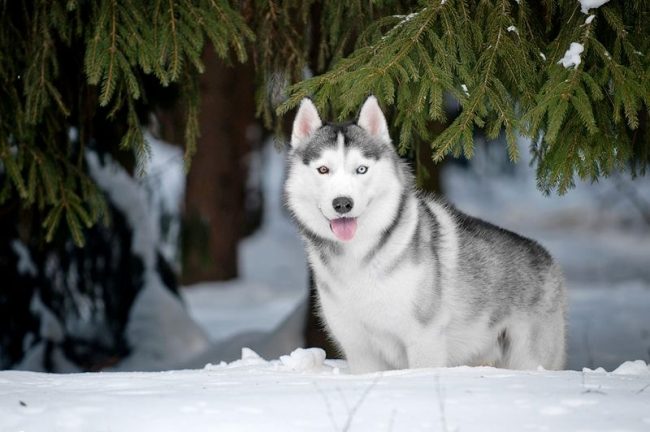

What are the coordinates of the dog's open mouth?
(329, 217, 358, 241)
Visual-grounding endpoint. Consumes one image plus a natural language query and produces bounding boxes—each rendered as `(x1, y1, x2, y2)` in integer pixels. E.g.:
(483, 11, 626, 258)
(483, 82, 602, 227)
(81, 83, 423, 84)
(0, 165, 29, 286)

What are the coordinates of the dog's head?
(285, 96, 407, 244)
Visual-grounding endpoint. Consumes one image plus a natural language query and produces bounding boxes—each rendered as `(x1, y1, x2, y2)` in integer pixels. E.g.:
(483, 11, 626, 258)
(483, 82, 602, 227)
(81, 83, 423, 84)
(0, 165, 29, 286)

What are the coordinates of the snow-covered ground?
(2, 350, 650, 431)
(2, 136, 650, 431)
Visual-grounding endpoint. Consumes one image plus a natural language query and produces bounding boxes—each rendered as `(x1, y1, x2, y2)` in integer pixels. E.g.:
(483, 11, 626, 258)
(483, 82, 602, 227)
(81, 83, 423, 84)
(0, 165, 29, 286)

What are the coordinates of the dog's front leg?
(333, 328, 390, 373)
(343, 343, 390, 374)
(406, 338, 448, 369)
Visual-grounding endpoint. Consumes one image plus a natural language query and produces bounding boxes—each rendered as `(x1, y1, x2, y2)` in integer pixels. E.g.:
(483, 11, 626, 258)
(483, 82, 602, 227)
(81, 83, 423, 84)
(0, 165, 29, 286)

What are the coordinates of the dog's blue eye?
(317, 166, 329, 175)
(356, 165, 368, 174)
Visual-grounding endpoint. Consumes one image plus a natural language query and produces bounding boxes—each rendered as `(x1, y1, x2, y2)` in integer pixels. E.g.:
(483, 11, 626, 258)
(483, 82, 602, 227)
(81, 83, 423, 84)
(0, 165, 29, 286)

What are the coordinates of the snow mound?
(236, 347, 267, 366)
(582, 366, 607, 374)
(205, 347, 332, 373)
(279, 348, 326, 372)
(115, 278, 210, 371)
(612, 360, 650, 376)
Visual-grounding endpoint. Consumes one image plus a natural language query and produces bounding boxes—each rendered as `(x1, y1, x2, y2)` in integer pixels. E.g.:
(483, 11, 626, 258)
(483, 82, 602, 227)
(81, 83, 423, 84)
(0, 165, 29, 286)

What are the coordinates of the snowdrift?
(1, 348, 649, 432)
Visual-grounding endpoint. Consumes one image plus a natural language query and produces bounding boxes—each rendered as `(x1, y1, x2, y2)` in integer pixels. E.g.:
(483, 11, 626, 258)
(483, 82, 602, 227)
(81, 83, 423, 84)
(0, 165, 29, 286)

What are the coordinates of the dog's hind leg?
(498, 323, 542, 370)
(500, 314, 565, 370)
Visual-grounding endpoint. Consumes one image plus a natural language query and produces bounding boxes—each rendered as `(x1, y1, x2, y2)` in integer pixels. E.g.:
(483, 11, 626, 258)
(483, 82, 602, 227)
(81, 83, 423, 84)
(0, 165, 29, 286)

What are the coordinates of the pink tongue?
(330, 218, 358, 241)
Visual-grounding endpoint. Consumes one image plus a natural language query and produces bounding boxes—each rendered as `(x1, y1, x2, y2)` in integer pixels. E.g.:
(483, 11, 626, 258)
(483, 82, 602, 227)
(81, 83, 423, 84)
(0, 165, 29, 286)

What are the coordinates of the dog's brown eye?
(317, 166, 329, 174)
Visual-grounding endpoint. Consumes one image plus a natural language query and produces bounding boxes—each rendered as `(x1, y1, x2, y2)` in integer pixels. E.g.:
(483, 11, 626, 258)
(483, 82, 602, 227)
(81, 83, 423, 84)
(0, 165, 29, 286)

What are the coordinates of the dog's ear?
(291, 98, 322, 148)
(357, 95, 390, 142)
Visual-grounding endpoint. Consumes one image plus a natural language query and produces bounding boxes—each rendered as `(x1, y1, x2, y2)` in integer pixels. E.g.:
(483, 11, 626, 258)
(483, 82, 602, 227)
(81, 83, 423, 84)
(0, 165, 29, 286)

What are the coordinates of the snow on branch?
(558, 42, 585, 68)
(578, 0, 611, 15)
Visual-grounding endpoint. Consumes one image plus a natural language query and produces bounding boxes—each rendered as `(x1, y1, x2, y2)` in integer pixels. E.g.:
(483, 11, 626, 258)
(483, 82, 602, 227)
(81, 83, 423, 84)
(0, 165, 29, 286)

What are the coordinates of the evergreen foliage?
(279, 0, 649, 194)
(0, 1, 251, 246)
(1, 0, 648, 245)
(248, 1, 408, 129)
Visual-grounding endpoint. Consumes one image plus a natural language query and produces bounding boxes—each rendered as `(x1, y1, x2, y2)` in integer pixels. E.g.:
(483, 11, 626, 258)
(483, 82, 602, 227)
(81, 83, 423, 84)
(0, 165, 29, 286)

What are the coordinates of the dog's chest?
(313, 250, 420, 329)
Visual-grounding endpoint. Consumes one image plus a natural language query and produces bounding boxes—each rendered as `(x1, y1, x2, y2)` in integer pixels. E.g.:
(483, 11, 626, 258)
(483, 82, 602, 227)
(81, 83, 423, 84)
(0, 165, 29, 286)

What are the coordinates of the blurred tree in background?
(0, 0, 251, 247)
(0, 0, 252, 370)
(0, 0, 648, 368)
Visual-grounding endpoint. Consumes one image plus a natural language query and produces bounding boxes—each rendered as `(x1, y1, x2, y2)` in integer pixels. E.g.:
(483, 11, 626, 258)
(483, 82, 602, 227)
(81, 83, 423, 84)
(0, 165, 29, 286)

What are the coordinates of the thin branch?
(435, 374, 449, 432)
(342, 374, 382, 432)
(313, 381, 339, 432)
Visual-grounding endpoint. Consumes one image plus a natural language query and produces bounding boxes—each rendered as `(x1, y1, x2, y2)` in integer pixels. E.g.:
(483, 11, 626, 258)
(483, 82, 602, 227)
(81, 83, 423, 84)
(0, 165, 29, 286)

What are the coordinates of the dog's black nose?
(332, 197, 354, 214)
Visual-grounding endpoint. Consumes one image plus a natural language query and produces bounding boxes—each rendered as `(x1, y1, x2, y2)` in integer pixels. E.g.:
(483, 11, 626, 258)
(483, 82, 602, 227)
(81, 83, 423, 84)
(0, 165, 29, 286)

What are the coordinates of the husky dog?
(284, 96, 566, 373)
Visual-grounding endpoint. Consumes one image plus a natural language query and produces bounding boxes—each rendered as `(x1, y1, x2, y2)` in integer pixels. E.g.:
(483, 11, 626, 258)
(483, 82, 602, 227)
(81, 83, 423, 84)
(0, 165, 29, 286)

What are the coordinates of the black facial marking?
(296, 123, 390, 165)
(343, 125, 388, 160)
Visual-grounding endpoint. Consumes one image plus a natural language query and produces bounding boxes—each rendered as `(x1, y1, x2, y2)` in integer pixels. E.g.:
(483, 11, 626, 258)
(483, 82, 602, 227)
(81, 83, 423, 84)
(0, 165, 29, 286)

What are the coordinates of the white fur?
(285, 97, 566, 373)
(291, 99, 322, 148)
(358, 95, 390, 142)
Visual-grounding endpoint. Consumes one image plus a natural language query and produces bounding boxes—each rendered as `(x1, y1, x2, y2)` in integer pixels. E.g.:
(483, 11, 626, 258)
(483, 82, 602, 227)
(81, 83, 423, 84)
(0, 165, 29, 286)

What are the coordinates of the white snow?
(558, 42, 585, 68)
(612, 360, 650, 376)
(113, 279, 210, 371)
(14, 294, 81, 373)
(139, 132, 185, 266)
(139, 132, 185, 217)
(540, 52, 547, 61)
(29, 294, 63, 344)
(401, 12, 418, 22)
(461, 84, 470, 96)
(1, 351, 649, 431)
(579, 0, 610, 15)
(86, 151, 159, 270)
(87, 150, 210, 370)
(585, 14, 596, 24)
(390, 12, 419, 28)
(507, 25, 518, 34)
(279, 347, 327, 372)
(383, 11, 421, 40)
(11, 240, 37, 276)
(68, 127, 79, 143)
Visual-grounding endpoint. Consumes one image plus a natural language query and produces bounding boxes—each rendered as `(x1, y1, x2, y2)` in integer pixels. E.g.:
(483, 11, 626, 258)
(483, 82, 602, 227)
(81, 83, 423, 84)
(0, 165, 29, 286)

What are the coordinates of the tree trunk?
(182, 48, 257, 284)
(415, 122, 446, 195)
